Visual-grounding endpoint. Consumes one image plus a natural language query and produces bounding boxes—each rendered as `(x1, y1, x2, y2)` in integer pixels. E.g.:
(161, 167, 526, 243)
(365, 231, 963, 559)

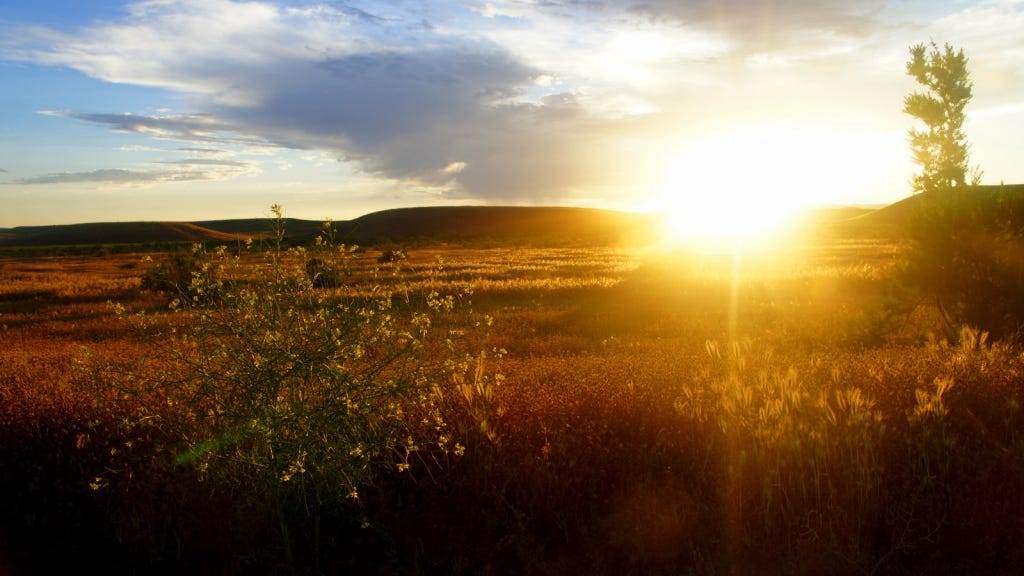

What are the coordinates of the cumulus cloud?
(225, 45, 537, 148)
(7, 0, 1019, 205)
(16, 1, 647, 200)
(214, 43, 583, 195)
(17, 0, 366, 103)
(8, 1, 645, 200)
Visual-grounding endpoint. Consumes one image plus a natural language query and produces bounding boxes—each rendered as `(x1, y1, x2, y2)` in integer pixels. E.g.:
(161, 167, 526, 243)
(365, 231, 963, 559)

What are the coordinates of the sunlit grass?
(1, 237, 1023, 574)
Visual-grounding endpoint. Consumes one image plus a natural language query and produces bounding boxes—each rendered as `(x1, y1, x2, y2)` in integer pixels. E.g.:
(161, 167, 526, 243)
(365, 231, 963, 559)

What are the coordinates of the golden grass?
(2, 238, 1023, 574)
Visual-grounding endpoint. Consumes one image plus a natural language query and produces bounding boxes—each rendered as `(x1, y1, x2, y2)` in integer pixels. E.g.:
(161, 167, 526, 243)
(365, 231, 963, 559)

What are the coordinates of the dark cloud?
(225, 45, 535, 147)
(212, 42, 630, 198)
(33, 39, 616, 201)
(335, 2, 389, 25)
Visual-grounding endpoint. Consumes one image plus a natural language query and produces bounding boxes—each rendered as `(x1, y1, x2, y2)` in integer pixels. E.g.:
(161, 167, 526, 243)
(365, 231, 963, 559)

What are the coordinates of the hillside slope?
(9, 190, 1019, 248)
(832, 183, 1024, 235)
(0, 207, 656, 247)
(0, 221, 251, 247)
(336, 206, 656, 244)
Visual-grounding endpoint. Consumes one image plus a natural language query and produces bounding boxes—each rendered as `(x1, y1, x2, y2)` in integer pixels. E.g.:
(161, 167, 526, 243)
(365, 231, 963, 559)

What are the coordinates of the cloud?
(225, 45, 537, 149)
(9, 159, 256, 186)
(176, 147, 230, 155)
(511, 0, 884, 54)
(156, 158, 251, 168)
(214, 46, 656, 200)
(0, 0, 902, 204)
(10, 1, 635, 201)
(13, 0, 1017, 206)
(10, 168, 203, 185)
(41, 110, 286, 149)
(629, 0, 881, 31)
(22, 1, 632, 200)
(215, 44, 558, 191)
(15, 1, 362, 102)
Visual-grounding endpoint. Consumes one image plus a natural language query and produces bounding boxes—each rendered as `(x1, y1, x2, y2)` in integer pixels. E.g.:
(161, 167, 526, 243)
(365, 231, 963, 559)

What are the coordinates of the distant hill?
(194, 218, 326, 238)
(6, 190, 1021, 248)
(0, 221, 252, 247)
(831, 183, 1024, 235)
(0, 206, 657, 248)
(806, 206, 878, 222)
(335, 206, 656, 245)
(839, 194, 924, 232)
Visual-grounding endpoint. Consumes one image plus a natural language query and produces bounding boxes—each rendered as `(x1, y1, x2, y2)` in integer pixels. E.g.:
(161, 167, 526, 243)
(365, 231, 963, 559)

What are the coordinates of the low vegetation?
(2, 210, 1023, 574)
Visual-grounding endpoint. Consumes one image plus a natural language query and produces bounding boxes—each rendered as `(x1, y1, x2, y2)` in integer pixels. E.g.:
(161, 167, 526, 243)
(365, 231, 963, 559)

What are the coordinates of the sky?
(1, 0, 1023, 227)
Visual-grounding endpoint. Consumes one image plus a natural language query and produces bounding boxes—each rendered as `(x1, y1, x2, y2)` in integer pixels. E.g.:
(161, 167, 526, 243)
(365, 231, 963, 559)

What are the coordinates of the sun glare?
(653, 126, 871, 249)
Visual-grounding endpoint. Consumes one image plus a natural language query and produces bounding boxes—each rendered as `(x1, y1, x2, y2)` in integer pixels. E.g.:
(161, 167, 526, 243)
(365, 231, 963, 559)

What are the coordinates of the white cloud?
(5, 0, 1024, 205)
(48, 110, 285, 149)
(19, 1, 376, 106)
(7, 165, 243, 185)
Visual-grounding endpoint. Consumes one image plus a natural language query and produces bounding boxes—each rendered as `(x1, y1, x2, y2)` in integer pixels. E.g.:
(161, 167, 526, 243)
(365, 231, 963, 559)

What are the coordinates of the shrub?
(897, 187, 1024, 340)
(304, 220, 352, 289)
(378, 247, 407, 264)
(303, 257, 343, 288)
(140, 244, 223, 306)
(105, 206, 477, 567)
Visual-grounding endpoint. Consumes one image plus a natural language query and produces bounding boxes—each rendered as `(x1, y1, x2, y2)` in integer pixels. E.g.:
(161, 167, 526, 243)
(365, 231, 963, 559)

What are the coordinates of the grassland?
(1, 230, 1022, 574)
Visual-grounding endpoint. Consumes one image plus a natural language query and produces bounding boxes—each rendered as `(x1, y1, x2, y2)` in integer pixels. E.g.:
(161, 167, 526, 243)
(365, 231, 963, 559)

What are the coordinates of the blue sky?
(2, 0, 1023, 227)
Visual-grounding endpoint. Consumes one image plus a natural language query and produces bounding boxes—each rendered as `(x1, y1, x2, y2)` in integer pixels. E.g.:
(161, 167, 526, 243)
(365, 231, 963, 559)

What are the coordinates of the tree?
(903, 42, 974, 194)
(893, 42, 1024, 340)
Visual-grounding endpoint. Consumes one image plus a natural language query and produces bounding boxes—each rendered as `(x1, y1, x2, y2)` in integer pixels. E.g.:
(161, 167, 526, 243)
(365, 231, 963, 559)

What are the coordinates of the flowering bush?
(106, 206, 478, 562)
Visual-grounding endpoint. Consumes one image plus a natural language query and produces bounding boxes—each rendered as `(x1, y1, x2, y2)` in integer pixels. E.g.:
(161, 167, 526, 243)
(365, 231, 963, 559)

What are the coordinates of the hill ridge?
(0, 206, 655, 247)
(5, 189, 1022, 247)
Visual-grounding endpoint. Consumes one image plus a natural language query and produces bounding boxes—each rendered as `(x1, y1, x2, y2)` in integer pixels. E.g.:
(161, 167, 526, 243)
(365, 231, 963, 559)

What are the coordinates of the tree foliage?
(903, 42, 974, 194)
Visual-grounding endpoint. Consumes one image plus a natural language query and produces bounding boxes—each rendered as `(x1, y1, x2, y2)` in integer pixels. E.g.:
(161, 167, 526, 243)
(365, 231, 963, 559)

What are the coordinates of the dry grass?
(2, 238, 1023, 574)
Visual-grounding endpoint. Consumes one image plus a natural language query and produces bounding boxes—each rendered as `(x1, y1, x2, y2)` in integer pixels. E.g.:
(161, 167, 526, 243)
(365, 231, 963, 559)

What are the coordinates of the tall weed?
(95, 206, 481, 567)
(680, 340, 886, 572)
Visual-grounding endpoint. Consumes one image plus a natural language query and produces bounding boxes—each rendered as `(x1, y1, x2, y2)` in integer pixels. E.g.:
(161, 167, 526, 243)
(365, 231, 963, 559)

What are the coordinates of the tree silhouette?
(903, 42, 974, 194)
(894, 42, 1024, 340)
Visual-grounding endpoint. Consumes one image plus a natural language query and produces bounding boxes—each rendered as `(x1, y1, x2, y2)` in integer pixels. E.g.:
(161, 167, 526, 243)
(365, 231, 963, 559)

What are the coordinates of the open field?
(2, 234, 1023, 574)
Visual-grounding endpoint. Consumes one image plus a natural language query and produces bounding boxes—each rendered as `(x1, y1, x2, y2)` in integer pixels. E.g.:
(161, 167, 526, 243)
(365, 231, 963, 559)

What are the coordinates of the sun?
(652, 126, 863, 248)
